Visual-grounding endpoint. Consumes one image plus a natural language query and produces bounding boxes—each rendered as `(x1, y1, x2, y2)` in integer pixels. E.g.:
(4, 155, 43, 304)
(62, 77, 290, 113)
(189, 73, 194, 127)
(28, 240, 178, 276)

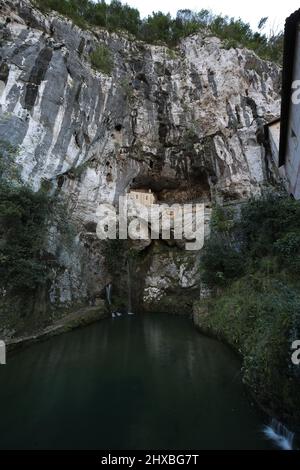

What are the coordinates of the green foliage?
(258, 17, 268, 31)
(201, 205, 244, 287)
(223, 38, 239, 50)
(211, 205, 235, 233)
(102, 239, 141, 276)
(240, 192, 300, 258)
(201, 238, 245, 287)
(0, 181, 50, 292)
(196, 276, 300, 421)
(274, 232, 300, 274)
(120, 78, 134, 101)
(34, 0, 90, 28)
(141, 12, 173, 44)
(166, 48, 178, 60)
(90, 45, 113, 74)
(34, 1, 283, 63)
(0, 139, 21, 183)
(105, 0, 140, 35)
(197, 192, 300, 422)
(0, 140, 48, 292)
(102, 239, 128, 275)
(201, 194, 300, 288)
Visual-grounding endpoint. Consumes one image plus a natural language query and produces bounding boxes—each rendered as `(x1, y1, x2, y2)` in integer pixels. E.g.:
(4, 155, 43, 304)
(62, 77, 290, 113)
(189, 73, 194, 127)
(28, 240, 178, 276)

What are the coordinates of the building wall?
(266, 121, 282, 183)
(268, 121, 281, 166)
(128, 190, 156, 206)
(283, 25, 300, 199)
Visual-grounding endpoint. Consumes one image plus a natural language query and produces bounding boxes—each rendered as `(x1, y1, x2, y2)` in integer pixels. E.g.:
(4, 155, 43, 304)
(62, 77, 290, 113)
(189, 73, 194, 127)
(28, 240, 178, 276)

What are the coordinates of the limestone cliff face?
(0, 0, 281, 333)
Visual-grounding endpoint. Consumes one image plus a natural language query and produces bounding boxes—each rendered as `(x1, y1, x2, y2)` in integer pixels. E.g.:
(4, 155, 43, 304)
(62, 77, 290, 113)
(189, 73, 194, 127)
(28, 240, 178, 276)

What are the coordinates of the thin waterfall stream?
(106, 283, 112, 307)
(263, 418, 295, 450)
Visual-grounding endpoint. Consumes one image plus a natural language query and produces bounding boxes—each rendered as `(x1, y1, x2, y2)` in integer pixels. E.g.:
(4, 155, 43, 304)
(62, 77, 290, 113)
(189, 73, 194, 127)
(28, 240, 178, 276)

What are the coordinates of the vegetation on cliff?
(90, 44, 113, 74)
(0, 140, 51, 294)
(0, 180, 50, 293)
(0, 141, 74, 296)
(196, 193, 300, 425)
(34, 0, 283, 63)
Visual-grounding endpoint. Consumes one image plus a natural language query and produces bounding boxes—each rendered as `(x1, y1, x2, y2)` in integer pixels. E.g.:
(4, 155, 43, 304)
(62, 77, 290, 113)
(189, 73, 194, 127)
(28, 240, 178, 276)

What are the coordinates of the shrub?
(201, 193, 300, 289)
(90, 45, 113, 75)
(240, 192, 300, 258)
(0, 181, 50, 293)
(201, 237, 245, 287)
(201, 205, 244, 287)
(274, 232, 300, 273)
(211, 205, 235, 233)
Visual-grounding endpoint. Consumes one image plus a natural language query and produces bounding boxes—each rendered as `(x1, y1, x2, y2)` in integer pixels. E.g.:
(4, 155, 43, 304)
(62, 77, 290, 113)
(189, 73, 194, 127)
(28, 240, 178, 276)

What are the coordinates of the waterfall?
(127, 259, 134, 315)
(263, 419, 294, 450)
(106, 283, 112, 306)
(106, 283, 117, 319)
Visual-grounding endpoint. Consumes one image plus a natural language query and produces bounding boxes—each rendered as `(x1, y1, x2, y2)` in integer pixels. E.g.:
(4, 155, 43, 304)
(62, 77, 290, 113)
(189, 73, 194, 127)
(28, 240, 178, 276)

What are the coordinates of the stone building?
(266, 9, 300, 198)
(128, 189, 156, 206)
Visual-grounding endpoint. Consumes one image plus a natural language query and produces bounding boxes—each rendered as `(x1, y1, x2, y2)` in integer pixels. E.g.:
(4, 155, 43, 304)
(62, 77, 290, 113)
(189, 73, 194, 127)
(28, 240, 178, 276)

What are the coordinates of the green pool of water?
(0, 314, 272, 449)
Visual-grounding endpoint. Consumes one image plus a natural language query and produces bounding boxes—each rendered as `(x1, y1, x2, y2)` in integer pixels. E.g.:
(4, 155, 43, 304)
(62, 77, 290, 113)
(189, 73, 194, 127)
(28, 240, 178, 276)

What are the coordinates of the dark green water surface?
(0, 314, 272, 449)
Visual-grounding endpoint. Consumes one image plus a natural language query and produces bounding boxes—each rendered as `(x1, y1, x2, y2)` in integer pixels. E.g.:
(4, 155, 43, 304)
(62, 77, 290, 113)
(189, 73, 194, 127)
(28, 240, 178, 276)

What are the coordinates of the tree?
(258, 17, 268, 30)
(141, 12, 172, 44)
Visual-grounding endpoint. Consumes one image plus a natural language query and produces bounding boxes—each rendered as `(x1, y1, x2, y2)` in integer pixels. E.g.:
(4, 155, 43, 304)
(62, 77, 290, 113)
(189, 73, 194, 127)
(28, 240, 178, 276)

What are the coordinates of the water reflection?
(0, 314, 272, 449)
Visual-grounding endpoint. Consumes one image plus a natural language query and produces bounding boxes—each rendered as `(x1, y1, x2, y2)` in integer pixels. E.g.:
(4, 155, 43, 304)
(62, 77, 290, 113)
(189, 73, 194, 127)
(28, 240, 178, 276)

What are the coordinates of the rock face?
(0, 0, 281, 334)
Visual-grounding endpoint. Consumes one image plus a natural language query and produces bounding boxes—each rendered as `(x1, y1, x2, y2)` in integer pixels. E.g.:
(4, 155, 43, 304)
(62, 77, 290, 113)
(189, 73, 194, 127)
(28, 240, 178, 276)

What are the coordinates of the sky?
(117, 0, 300, 32)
